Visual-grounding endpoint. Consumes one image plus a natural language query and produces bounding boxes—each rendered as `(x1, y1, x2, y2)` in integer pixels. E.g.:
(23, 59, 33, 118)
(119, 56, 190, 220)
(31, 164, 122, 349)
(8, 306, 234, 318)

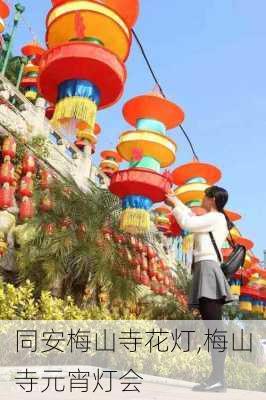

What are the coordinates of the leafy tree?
(15, 176, 145, 306)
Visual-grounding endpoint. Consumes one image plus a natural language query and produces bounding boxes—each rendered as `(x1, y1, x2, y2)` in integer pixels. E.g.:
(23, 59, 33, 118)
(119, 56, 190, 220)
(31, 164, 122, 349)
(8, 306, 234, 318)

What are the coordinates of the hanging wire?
(21, 14, 40, 43)
(132, 29, 199, 160)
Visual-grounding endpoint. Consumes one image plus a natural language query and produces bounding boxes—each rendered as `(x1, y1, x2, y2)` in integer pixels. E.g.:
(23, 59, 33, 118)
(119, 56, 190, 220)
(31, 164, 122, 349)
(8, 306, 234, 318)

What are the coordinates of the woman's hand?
(165, 188, 178, 208)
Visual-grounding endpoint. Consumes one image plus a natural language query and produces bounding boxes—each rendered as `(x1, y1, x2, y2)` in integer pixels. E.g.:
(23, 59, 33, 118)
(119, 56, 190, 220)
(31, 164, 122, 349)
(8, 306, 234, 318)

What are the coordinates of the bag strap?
(209, 231, 222, 262)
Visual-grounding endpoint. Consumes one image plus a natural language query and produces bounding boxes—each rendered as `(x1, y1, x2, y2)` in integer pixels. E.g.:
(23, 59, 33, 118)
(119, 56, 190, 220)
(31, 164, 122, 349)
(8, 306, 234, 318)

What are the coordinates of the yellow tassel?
(52, 96, 97, 130)
(230, 284, 240, 296)
(25, 91, 37, 101)
(120, 208, 150, 234)
(182, 234, 194, 254)
(239, 301, 252, 312)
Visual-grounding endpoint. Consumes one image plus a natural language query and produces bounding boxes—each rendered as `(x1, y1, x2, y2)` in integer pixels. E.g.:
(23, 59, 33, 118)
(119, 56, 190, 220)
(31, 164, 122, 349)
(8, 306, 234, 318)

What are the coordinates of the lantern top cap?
(123, 90, 185, 130)
(50, 0, 139, 28)
(101, 150, 123, 162)
(172, 161, 221, 186)
(21, 41, 45, 57)
(0, 1, 10, 19)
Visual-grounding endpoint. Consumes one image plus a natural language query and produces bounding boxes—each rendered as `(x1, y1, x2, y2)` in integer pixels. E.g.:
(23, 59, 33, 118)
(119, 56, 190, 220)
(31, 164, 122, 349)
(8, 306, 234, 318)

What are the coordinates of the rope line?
(132, 29, 199, 160)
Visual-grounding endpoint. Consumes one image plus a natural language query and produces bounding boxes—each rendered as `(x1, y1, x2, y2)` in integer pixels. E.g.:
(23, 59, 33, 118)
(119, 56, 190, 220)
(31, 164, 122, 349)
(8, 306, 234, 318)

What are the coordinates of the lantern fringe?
(239, 301, 252, 312)
(182, 233, 194, 254)
(230, 284, 240, 296)
(25, 91, 38, 101)
(52, 96, 97, 130)
(120, 208, 150, 234)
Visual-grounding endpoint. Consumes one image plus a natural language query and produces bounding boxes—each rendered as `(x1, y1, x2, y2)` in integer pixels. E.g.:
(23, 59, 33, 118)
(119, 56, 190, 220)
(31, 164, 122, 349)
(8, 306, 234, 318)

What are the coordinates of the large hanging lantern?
(75, 123, 101, 154)
(171, 160, 222, 257)
(38, 0, 139, 139)
(21, 41, 45, 101)
(110, 90, 184, 234)
(172, 160, 222, 208)
(99, 150, 122, 177)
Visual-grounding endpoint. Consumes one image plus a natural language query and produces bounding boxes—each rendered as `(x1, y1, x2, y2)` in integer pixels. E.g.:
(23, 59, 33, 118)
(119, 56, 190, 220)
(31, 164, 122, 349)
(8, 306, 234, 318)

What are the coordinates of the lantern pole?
(1, 3, 25, 76)
(16, 55, 28, 88)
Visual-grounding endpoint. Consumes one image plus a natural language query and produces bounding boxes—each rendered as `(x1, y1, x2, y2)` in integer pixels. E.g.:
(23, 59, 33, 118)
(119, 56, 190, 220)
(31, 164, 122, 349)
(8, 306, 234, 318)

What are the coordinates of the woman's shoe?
(191, 374, 216, 391)
(192, 381, 208, 391)
(201, 381, 227, 392)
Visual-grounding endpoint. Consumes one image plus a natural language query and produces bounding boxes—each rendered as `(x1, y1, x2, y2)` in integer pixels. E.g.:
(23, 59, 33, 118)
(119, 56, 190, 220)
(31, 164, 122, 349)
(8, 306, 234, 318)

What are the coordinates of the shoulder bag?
(209, 216, 246, 280)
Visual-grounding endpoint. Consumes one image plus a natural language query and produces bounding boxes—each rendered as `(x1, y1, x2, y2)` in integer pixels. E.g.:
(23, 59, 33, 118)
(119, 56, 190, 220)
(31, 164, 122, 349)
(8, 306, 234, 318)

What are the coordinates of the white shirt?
(172, 199, 228, 263)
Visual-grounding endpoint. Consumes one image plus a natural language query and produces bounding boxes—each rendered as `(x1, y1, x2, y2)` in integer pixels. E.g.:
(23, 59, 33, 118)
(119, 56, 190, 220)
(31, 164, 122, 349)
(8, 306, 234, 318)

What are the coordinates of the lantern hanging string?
(132, 29, 199, 161)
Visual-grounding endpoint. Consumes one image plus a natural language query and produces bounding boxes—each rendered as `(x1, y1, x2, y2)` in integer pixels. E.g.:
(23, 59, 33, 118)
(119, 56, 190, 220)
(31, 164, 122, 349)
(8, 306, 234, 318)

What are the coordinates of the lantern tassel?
(52, 96, 97, 129)
(182, 233, 194, 254)
(120, 208, 150, 234)
(25, 90, 38, 101)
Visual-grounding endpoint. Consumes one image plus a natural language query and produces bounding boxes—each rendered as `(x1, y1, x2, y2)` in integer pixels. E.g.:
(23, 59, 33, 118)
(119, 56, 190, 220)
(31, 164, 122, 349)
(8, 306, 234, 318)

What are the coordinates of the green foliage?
(13, 136, 50, 167)
(5, 56, 21, 86)
(15, 176, 144, 306)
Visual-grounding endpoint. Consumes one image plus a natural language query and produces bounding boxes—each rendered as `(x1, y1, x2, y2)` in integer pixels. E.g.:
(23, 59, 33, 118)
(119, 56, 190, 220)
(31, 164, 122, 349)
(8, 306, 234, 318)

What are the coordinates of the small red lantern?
(0, 160, 14, 184)
(22, 153, 36, 174)
(20, 197, 34, 220)
(147, 245, 156, 259)
(2, 136, 16, 159)
(102, 227, 113, 241)
(140, 271, 150, 286)
(40, 170, 53, 189)
(60, 217, 72, 229)
(43, 223, 56, 235)
(19, 175, 33, 197)
(40, 193, 53, 212)
(0, 185, 13, 209)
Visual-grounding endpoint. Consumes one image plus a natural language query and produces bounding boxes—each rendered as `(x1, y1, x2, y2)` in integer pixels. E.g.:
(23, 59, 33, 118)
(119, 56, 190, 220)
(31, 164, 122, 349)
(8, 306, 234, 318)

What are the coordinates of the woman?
(166, 185, 234, 392)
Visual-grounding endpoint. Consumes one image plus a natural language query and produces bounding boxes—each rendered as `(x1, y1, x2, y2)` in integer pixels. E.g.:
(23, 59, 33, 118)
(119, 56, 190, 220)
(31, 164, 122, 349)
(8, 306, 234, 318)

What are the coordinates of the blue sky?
(8, 0, 266, 260)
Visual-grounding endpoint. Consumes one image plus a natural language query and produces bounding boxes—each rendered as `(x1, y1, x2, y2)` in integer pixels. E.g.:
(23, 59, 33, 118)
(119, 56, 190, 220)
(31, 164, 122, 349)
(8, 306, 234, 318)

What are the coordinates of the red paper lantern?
(2, 136, 16, 159)
(40, 194, 53, 212)
(22, 153, 36, 174)
(20, 198, 34, 220)
(19, 176, 34, 197)
(40, 170, 53, 189)
(0, 185, 12, 209)
(0, 160, 14, 184)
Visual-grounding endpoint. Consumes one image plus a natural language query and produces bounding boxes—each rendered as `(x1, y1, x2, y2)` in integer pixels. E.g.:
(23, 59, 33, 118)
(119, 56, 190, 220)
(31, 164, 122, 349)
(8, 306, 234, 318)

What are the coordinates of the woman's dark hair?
(205, 186, 229, 212)
(205, 186, 234, 230)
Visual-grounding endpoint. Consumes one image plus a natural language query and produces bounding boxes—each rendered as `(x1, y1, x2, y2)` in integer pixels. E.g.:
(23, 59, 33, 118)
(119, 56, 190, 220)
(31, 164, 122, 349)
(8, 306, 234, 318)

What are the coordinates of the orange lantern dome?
(22, 41, 45, 57)
(123, 91, 184, 130)
(172, 160, 221, 186)
(51, 0, 139, 28)
(46, 0, 133, 62)
(100, 150, 122, 177)
(172, 160, 221, 205)
(0, 1, 10, 19)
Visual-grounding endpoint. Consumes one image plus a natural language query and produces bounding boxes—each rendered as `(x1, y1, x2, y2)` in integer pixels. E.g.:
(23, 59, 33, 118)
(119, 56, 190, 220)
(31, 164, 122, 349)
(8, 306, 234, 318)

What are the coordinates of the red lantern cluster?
(0, 136, 16, 209)
(102, 227, 187, 305)
(19, 153, 35, 220)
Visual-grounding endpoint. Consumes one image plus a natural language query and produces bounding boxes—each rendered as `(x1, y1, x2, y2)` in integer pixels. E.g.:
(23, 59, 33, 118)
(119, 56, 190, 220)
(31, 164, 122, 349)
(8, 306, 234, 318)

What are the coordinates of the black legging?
(198, 297, 227, 384)
(199, 297, 223, 320)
